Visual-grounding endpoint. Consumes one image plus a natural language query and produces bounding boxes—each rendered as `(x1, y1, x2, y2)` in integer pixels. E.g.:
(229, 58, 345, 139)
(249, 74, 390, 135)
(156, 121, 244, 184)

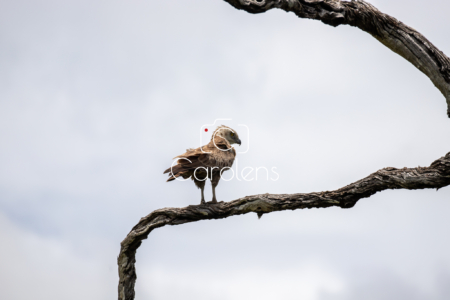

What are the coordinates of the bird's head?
(212, 125, 241, 146)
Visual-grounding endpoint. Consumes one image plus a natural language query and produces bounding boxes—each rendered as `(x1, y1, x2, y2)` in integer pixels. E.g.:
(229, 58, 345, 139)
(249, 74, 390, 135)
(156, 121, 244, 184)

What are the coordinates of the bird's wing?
(163, 146, 210, 181)
(163, 140, 236, 181)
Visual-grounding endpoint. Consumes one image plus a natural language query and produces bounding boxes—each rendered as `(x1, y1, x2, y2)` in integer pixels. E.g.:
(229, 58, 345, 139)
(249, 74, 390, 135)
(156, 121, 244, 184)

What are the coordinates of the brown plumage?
(164, 125, 241, 204)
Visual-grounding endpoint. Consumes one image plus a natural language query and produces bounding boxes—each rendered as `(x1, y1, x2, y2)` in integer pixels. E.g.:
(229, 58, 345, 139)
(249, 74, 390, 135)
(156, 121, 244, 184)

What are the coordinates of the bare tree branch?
(224, 0, 450, 117)
(117, 1, 450, 299)
(118, 152, 450, 300)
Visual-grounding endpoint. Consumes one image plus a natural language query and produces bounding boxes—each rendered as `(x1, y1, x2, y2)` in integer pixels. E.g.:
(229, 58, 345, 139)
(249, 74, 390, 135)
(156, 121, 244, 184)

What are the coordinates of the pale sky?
(1, 0, 450, 299)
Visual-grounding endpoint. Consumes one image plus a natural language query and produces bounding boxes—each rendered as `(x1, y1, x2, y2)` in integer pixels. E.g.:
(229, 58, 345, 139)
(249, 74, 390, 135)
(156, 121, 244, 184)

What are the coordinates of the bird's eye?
(231, 132, 234, 136)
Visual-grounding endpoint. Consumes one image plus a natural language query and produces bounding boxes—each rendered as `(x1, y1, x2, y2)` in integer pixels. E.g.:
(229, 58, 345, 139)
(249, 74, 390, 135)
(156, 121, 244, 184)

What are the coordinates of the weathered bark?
(224, 0, 450, 117)
(118, 153, 450, 300)
(118, 1, 450, 299)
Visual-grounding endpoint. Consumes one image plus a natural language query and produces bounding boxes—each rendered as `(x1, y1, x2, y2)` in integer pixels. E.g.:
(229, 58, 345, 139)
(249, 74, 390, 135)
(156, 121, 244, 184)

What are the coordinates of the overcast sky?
(1, 0, 450, 299)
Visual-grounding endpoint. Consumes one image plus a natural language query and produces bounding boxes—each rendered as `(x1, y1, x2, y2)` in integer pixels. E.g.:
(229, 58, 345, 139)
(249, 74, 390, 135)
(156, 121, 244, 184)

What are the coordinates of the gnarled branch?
(118, 1, 450, 299)
(118, 152, 450, 300)
(224, 0, 450, 117)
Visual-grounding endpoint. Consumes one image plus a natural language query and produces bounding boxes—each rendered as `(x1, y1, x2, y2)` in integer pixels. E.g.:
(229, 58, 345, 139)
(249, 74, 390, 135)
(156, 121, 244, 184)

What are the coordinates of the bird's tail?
(163, 165, 187, 182)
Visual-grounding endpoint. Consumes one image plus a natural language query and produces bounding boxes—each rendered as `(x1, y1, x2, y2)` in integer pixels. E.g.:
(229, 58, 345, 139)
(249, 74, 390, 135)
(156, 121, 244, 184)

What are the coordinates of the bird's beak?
(237, 139, 241, 146)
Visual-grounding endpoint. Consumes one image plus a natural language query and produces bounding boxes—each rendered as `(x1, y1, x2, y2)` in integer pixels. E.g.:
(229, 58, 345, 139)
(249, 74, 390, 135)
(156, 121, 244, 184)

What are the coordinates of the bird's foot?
(200, 199, 206, 205)
(210, 198, 218, 204)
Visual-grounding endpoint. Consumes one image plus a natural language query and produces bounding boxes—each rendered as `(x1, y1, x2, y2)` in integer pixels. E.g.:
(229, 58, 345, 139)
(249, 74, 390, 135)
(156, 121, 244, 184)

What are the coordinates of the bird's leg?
(211, 174, 220, 204)
(211, 186, 217, 203)
(194, 179, 206, 204)
(200, 184, 205, 204)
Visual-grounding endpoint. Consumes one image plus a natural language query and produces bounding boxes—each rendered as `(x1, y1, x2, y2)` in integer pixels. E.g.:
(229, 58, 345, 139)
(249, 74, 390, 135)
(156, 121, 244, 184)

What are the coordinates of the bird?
(164, 125, 241, 204)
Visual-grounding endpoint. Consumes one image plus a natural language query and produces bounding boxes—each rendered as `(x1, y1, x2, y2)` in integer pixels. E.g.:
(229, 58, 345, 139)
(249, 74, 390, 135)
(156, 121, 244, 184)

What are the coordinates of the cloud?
(139, 264, 344, 300)
(1, 0, 450, 299)
(319, 268, 450, 300)
(0, 212, 116, 300)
